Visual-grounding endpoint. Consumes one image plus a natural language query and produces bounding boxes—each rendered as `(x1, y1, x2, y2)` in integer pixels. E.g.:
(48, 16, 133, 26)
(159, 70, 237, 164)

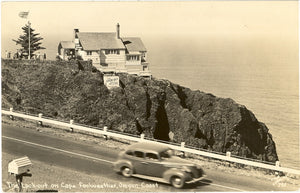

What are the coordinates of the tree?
(13, 22, 45, 59)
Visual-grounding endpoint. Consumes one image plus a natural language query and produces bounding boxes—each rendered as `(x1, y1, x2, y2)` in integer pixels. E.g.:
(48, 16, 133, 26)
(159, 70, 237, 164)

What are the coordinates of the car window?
(160, 149, 173, 160)
(126, 150, 133, 156)
(134, 151, 144, 158)
(145, 153, 159, 161)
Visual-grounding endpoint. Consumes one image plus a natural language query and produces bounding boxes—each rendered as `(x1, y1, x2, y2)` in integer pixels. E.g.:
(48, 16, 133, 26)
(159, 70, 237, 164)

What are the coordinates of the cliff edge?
(1, 59, 278, 162)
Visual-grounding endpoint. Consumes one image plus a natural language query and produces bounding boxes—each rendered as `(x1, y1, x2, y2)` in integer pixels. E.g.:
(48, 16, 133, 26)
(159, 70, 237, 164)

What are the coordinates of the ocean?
(3, 34, 299, 169)
(144, 35, 299, 169)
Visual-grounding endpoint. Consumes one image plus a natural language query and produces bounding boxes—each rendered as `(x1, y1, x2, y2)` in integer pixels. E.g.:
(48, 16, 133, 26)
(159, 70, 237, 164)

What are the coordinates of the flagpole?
(28, 21, 31, 60)
(19, 11, 30, 59)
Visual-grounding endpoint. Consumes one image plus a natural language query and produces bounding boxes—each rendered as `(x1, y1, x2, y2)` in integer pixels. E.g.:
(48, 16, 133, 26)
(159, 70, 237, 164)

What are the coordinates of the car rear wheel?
(121, 167, 132, 177)
(170, 176, 185, 188)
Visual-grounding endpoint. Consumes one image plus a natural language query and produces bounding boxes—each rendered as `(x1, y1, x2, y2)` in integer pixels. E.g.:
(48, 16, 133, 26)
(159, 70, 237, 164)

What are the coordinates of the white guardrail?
(2, 109, 300, 175)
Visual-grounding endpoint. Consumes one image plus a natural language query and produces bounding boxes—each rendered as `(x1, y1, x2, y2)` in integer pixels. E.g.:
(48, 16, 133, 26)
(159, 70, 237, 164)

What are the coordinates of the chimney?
(74, 29, 79, 45)
(116, 23, 120, 39)
(74, 29, 79, 37)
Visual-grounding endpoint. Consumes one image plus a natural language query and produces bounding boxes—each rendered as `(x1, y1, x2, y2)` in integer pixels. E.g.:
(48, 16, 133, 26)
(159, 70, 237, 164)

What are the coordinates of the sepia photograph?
(1, 0, 299, 192)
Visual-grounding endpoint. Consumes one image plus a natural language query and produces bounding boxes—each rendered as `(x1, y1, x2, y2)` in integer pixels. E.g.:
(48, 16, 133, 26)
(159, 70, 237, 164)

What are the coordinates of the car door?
(144, 152, 166, 178)
(131, 150, 148, 175)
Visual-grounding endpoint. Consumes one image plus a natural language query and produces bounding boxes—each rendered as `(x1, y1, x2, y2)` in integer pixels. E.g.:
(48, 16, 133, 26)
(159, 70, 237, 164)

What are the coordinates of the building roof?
(59, 41, 75, 49)
(77, 32, 125, 50)
(122, 37, 147, 52)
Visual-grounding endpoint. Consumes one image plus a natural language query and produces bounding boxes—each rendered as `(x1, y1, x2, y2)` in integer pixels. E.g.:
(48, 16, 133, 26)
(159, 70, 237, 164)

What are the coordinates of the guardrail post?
(180, 142, 185, 158)
(69, 120, 74, 132)
(140, 133, 145, 140)
(226, 152, 231, 157)
(9, 108, 14, 120)
(103, 126, 108, 140)
(38, 113, 43, 126)
(181, 142, 185, 148)
(275, 161, 280, 167)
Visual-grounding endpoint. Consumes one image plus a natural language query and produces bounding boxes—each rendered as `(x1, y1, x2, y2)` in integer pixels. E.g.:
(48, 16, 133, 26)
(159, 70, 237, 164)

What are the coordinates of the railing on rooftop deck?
(2, 108, 300, 175)
(141, 62, 150, 67)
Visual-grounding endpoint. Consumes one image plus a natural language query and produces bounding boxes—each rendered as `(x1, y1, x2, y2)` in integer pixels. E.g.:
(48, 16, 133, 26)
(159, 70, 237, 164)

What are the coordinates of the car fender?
(114, 160, 133, 173)
(162, 168, 191, 183)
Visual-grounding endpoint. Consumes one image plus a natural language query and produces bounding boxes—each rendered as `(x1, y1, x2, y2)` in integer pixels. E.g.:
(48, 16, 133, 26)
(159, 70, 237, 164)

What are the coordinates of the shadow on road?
(183, 179, 212, 189)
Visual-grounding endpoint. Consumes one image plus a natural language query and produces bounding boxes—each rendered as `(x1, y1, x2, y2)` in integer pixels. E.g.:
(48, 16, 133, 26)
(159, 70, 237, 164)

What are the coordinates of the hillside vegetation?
(1, 59, 278, 163)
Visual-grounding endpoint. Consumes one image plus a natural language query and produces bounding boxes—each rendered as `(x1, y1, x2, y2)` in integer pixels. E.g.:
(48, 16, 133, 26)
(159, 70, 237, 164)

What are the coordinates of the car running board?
(132, 174, 169, 184)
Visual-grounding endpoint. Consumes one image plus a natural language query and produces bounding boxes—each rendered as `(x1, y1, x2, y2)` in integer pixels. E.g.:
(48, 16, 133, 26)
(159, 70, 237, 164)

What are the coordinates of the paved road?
(2, 124, 297, 191)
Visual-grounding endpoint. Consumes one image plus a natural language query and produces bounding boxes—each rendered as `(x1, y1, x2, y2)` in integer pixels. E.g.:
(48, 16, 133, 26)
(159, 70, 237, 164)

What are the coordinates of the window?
(145, 153, 159, 160)
(86, 51, 92, 55)
(105, 49, 120, 55)
(127, 55, 140, 61)
(134, 151, 144, 158)
(126, 150, 133, 156)
(159, 149, 173, 160)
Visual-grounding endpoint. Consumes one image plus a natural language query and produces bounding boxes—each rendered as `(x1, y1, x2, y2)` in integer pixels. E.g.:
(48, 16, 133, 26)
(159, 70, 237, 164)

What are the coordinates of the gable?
(59, 41, 75, 49)
(122, 37, 147, 52)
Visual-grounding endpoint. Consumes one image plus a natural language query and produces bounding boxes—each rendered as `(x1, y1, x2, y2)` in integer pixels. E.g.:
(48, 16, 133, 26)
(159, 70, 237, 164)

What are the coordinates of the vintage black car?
(114, 142, 206, 188)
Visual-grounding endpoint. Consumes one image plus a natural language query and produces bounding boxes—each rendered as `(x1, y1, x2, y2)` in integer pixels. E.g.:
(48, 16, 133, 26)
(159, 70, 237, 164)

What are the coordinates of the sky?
(1, 1, 298, 58)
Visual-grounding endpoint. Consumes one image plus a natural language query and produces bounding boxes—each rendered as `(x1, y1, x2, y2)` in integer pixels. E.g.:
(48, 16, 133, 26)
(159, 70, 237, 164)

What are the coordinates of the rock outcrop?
(1, 59, 278, 162)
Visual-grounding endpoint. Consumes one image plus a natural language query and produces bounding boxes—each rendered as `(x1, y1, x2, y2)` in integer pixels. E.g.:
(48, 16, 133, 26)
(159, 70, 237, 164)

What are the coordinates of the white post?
(9, 108, 14, 120)
(69, 120, 74, 132)
(181, 142, 185, 148)
(38, 113, 43, 126)
(140, 133, 145, 140)
(103, 126, 108, 140)
(275, 161, 280, 167)
(103, 126, 107, 132)
(226, 152, 231, 157)
(180, 142, 185, 158)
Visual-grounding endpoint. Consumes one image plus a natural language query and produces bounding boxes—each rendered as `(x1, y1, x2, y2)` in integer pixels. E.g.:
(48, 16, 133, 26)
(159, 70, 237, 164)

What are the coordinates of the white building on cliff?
(58, 24, 151, 78)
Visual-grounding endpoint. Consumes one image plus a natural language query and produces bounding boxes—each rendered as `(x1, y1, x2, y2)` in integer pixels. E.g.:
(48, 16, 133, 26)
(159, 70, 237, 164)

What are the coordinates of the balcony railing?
(97, 63, 151, 77)
(141, 62, 149, 66)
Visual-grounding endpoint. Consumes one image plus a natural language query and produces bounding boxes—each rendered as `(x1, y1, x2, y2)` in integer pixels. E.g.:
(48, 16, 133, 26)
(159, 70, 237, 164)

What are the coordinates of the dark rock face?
(1, 59, 278, 162)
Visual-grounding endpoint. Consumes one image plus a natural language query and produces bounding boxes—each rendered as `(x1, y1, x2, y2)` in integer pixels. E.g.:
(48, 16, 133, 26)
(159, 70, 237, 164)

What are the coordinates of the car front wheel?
(121, 167, 132, 177)
(170, 176, 185, 188)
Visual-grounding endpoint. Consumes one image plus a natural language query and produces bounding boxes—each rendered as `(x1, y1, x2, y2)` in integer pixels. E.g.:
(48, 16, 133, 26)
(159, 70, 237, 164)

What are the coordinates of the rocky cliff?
(1, 59, 278, 162)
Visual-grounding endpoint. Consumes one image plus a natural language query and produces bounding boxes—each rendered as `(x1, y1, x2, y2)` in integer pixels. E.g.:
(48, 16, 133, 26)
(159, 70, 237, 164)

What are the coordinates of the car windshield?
(160, 149, 174, 159)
